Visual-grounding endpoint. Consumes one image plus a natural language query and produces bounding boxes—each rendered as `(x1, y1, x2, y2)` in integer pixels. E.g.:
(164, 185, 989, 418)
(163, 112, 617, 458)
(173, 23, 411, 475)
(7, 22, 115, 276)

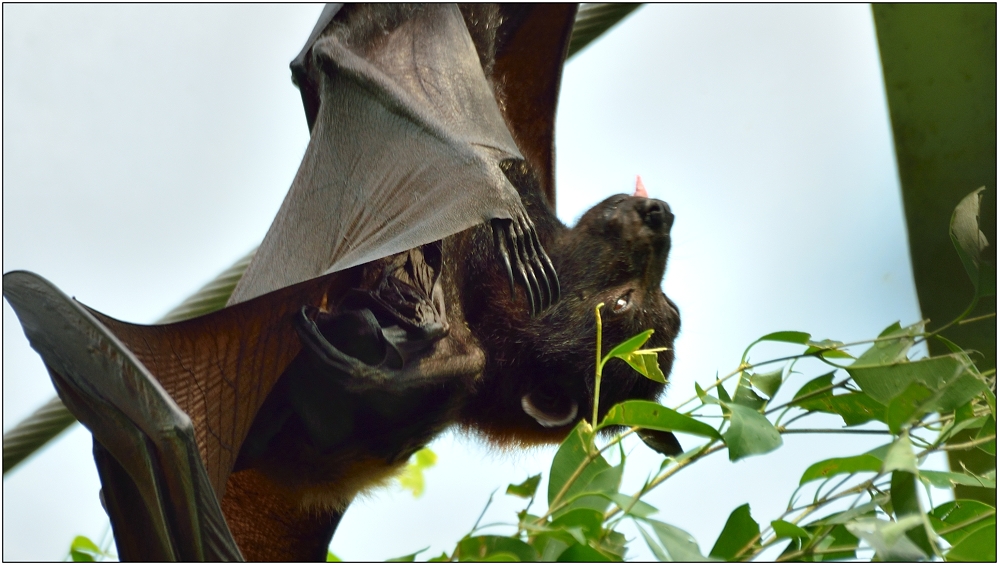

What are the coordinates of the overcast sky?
(4, 4, 930, 561)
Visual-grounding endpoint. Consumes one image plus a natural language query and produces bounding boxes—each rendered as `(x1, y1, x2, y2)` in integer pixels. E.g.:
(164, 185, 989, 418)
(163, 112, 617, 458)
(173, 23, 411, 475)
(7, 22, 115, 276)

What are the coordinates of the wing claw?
(523, 214, 556, 312)
(510, 218, 539, 316)
(492, 219, 517, 297)
(520, 218, 547, 315)
(491, 215, 563, 317)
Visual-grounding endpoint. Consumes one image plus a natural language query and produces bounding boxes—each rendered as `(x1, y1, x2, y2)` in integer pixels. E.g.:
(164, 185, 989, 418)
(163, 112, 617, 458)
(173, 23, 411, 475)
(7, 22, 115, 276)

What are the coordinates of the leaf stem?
(594, 302, 605, 426)
(958, 311, 996, 325)
(929, 434, 995, 453)
(764, 378, 851, 415)
(471, 489, 497, 533)
(936, 508, 997, 536)
(779, 428, 892, 435)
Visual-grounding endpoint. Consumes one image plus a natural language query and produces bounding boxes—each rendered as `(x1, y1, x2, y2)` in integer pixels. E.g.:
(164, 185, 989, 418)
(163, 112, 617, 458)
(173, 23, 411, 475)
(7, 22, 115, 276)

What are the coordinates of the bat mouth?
(521, 388, 578, 428)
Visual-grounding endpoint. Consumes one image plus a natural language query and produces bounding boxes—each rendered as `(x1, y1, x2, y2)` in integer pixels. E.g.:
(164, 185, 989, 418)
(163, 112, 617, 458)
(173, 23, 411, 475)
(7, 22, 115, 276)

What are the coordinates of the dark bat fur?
(3, 4, 681, 561)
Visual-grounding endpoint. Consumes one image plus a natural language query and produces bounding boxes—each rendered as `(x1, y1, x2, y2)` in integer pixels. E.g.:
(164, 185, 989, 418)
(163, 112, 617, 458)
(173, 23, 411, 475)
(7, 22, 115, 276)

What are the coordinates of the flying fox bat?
(4, 4, 681, 561)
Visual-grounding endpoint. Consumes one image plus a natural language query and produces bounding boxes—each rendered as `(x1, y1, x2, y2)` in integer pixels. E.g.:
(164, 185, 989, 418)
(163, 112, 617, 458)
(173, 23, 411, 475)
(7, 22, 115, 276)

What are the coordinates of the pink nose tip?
(634, 175, 648, 198)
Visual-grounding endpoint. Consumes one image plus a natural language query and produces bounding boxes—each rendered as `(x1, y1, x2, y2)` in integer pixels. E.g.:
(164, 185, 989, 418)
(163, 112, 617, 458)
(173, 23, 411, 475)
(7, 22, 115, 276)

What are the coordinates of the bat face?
(459, 191, 680, 445)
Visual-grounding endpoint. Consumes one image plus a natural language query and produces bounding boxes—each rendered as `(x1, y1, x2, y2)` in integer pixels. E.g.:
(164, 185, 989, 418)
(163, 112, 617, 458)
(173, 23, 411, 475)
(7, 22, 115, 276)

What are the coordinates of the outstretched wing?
(3, 4, 582, 559)
(231, 4, 549, 306)
(292, 4, 579, 209)
(2, 271, 245, 561)
(480, 4, 579, 208)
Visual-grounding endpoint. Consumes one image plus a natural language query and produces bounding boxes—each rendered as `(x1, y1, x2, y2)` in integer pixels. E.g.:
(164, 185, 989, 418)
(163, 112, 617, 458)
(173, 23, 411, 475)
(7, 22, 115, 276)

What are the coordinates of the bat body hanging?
(3, 4, 683, 561)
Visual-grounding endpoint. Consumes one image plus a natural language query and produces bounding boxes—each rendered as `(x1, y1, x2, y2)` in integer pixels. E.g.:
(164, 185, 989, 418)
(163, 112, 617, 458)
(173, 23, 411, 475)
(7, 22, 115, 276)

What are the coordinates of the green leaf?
(595, 529, 628, 560)
(849, 354, 985, 408)
(535, 536, 572, 562)
(716, 382, 732, 403)
(507, 474, 542, 499)
(929, 500, 997, 545)
(864, 442, 893, 461)
(940, 415, 987, 443)
(604, 329, 653, 364)
(548, 420, 607, 508)
(709, 504, 760, 560)
(750, 369, 784, 399)
(799, 454, 883, 485)
(976, 415, 996, 455)
(884, 432, 919, 474)
(556, 543, 611, 562)
(455, 536, 538, 562)
(828, 392, 888, 426)
(805, 523, 859, 561)
(69, 535, 102, 562)
(813, 497, 885, 525)
(733, 372, 767, 410)
(387, 547, 428, 562)
(788, 370, 889, 426)
(890, 470, 935, 556)
(599, 400, 722, 439)
(645, 519, 710, 562)
(790, 373, 836, 411)
(721, 403, 783, 461)
(756, 331, 812, 345)
(921, 470, 997, 490)
(946, 524, 997, 562)
(395, 447, 437, 498)
(771, 519, 811, 541)
(818, 348, 855, 360)
(804, 339, 852, 359)
(560, 464, 623, 516)
(845, 516, 928, 561)
(851, 322, 921, 368)
(934, 333, 967, 355)
(933, 361, 991, 414)
(607, 492, 659, 518)
(550, 508, 604, 540)
(950, 187, 996, 297)
(616, 349, 667, 384)
(695, 382, 721, 405)
(326, 550, 342, 562)
(886, 382, 935, 433)
(637, 524, 671, 562)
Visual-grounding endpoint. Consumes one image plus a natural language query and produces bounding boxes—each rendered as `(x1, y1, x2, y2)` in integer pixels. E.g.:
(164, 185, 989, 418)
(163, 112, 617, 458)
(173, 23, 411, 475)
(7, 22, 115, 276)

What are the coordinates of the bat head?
(463, 185, 680, 445)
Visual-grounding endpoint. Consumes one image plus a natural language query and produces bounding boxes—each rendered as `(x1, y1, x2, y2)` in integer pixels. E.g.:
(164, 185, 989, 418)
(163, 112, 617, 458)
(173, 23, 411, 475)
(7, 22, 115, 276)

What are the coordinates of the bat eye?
(612, 291, 633, 313)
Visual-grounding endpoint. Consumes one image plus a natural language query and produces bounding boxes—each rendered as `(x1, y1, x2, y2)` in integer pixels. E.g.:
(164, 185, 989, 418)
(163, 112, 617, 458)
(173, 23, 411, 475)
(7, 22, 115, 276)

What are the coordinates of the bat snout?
(636, 198, 673, 233)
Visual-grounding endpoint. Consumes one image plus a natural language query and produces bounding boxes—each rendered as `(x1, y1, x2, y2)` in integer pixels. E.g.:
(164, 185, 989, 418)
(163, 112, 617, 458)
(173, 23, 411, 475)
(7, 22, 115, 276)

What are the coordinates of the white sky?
(3, 4, 928, 561)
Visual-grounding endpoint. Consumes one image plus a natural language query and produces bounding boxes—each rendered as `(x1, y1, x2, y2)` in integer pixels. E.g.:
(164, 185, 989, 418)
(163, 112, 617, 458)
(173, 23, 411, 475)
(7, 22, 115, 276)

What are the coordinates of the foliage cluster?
(368, 188, 995, 562)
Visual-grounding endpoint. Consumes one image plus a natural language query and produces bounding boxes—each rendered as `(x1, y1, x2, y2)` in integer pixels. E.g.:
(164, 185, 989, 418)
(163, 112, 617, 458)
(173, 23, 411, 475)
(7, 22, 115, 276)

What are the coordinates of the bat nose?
(637, 199, 674, 233)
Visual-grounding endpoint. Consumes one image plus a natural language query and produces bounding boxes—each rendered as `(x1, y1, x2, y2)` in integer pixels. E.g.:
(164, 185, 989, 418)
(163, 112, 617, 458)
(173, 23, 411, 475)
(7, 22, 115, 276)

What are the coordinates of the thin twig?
(471, 489, 497, 533)
(780, 428, 891, 435)
(958, 312, 996, 325)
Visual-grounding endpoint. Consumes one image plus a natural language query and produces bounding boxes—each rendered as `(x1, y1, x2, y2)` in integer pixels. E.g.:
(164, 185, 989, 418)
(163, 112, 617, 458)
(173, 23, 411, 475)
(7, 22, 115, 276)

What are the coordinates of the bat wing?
(3, 269, 352, 554)
(4, 5, 581, 558)
(291, 4, 579, 209)
(482, 4, 579, 208)
(2, 271, 246, 560)
(230, 4, 559, 311)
